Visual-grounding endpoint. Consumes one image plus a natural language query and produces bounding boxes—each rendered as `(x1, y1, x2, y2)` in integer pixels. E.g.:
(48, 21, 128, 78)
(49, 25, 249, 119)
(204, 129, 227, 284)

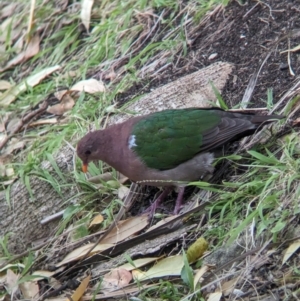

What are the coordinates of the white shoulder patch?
(128, 135, 137, 149)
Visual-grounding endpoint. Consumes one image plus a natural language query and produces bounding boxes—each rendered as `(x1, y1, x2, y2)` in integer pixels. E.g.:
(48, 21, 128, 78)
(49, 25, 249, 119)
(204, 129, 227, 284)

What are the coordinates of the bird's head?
(77, 132, 101, 173)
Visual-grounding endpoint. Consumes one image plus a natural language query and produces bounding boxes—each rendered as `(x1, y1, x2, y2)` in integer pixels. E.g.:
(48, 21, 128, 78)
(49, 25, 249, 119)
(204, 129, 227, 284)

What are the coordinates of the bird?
(77, 107, 283, 216)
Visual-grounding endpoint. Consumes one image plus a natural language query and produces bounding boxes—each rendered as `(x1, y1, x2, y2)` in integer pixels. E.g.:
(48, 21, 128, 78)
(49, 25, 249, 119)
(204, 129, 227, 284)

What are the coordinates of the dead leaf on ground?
(19, 281, 39, 299)
(56, 243, 114, 267)
(31, 270, 56, 281)
(89, 214, 104, 228)
(80, 0, 94, 32)
(147, 215, 178, 232)
(101, 215, 149, 244)
(0, 112, 11, 132)
(101, 268, 132, 292)
(0, 34, 40, 72)
(48, 277, 61, 290)
(6, 269, 19, 296)
(47, 94, 75, 115)
(0, 3, 17, 19)
(6, 118, 20, 133)
(133, 255, 184, 281)
(0, 65, 61, 106)
(222, 277, 239, 296)
(118, 257, 162, 272)
(118, 185, 130, 200)
(71, 274, 91, 301)
(207, 292, 222, 301)
(0, 133, 7, 145)
(193, 265, 210, 289)
(3, 138, 25, 154)
(54, 90, 69, 101)
(0, 17, 13, 43)
(282, 239, 300, 265)
(82, 283, 157, 300)
(0, 80, 12, 90)
(71, 78, 106, 94)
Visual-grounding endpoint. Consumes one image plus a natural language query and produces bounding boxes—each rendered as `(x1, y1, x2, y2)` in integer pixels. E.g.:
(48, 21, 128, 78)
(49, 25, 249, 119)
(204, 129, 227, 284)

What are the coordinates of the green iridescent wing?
(131, 109, 221, 170)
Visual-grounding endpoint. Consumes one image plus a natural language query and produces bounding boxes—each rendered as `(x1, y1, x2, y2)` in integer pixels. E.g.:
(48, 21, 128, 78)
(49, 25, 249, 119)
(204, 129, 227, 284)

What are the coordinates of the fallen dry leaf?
(101, 268, 132, 292)
(147, 215, 178, 232)
(89, 214, 104, 228)
(54, 90, 69, 101)
(118, 257, 162, 272)
(207, 292, 222, 301)
(49, 277, 61, 290)
(0, 80, 12, 90)
(47, 94, 75, 115)
(0, 133, 7, 145)
(19, 281, 39, 299)
(193, 265, 210, 289)
(133, 255, 184, 281)
(0, 35, 40, 72)
(0, 65, 61, 106)
(132, 269, 146, 281)
(71, 78, 106, 94)
(80, 0, 94, 31)
(0, 17, 13, 43)
(70, 274, 91, 301)
(56, 243, 114, 267)
(101, 215, 149, 244)
(222, 277, 239, 296)
(6, 269, 19, 296)
(118, 185, 130, 200)
(0, 112, 11, 132)
(3, 138, 25, 155)
(282, 239, 300, 265)
(0, 3, 17, 19)
(31, 270, 56, 281)
(6, 118, 20, 133)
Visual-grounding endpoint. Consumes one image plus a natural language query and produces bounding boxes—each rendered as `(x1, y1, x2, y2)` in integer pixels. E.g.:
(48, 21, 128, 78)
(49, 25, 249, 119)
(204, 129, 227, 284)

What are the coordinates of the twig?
(40, 210, 65, 225)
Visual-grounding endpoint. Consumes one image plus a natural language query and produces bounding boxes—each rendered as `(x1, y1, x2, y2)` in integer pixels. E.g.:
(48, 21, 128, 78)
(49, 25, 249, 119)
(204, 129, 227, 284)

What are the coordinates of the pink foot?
(173, 187, 185, 215)
(143, 187, 172, 218)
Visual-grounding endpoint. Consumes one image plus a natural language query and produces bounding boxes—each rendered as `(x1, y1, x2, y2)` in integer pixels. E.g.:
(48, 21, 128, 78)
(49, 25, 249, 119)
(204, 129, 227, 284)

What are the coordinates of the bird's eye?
(85, 150, 91, 155)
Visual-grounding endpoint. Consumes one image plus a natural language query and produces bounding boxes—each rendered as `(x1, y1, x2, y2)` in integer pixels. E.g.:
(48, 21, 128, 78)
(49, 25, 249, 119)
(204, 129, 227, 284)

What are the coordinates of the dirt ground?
(120, 0, 300, 111)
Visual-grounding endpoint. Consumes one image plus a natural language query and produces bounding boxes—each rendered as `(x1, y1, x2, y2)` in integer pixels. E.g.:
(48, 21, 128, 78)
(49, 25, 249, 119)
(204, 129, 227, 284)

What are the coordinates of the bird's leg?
(173, 187, 185, 215)
(144, 187, 172, 217)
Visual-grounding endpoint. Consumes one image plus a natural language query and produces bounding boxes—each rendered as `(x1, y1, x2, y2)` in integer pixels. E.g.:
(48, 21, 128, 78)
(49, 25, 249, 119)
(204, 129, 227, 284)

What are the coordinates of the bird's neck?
(94, 123, 130, 173)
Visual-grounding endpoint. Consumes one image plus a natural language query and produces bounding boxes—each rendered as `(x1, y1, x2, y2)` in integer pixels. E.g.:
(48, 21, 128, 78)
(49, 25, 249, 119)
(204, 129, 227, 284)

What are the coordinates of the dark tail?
(250, 114, 285, 125)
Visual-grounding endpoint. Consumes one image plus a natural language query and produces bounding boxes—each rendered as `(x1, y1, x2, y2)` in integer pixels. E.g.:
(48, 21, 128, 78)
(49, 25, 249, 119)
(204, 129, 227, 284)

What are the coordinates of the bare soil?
(119, 0, 300, 111)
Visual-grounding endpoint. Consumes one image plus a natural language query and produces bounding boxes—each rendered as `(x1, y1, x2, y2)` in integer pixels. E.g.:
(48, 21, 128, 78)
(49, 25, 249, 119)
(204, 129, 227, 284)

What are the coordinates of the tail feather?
(250, 114, 284, 124)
